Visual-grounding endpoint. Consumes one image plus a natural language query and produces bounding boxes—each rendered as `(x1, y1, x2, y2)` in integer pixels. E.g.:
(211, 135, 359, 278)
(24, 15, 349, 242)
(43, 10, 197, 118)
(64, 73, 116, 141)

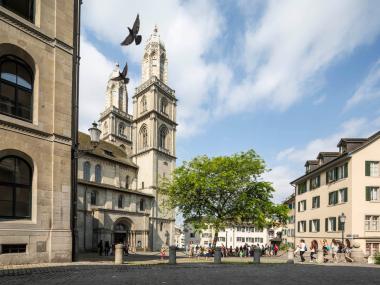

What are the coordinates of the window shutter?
(298, 202, 300, 212)
(317, 220, 320, 232)
(343, 188, 348, 202)
(366, 187, 371, 201)
(365, 161, 370, 176)
(334, 168, 338, 180)
(333, 217, 337, 231)
(297, 221, 300, 232)
(325, 218, 328, 232)
(329, 192, 333, 205)
(317, 197, 320, 208)
(317, 176, 320, 187)
(304, 200, 306, 211)
(344, 163, 348, 178)
(326, 171, 329, 184)
(309, 220, 312, 232)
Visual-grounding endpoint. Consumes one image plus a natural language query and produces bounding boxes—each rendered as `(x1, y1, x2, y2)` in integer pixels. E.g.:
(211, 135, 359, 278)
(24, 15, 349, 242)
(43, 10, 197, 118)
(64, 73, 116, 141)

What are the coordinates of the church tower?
(132, 27, 177, 250)
(98, 64, 134, 155)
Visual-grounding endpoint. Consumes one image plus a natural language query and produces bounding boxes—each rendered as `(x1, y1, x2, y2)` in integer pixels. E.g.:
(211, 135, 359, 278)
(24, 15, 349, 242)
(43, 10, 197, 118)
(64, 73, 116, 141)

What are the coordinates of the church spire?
(141, 26, 168, 84)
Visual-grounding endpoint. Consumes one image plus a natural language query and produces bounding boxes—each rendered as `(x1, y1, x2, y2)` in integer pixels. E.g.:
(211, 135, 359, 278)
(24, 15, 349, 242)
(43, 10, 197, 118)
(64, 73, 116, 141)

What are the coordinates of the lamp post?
(339, 212, 346, 244)
(71, 121, 101, 261)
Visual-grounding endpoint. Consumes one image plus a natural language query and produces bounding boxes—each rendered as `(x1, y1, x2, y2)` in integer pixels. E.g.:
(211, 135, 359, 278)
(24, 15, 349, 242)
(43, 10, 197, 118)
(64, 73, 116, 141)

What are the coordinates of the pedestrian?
(298, 239, 307, 262)
(104, 241, 110, 256)
(273, 243, 279, 256)
(160, 246, 166, 261)
(98, 240, 103, 256)
(321, 239, 330, 263)
(344, 239, 353, 262)
(310, 240, 318, 262)
(331, 239, 339, 263)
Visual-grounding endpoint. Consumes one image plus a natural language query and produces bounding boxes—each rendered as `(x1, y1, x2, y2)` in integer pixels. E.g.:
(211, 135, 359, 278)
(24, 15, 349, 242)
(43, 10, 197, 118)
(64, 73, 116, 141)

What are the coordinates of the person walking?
(104, 241, 110, 256)
(298, 239, 307, 262)
(331, 239, 339, 263)
(273, 243, 279, 256)
(98, 240, 103, 256)
(310, 240, 318, 262)
(344, 239, 353, 262)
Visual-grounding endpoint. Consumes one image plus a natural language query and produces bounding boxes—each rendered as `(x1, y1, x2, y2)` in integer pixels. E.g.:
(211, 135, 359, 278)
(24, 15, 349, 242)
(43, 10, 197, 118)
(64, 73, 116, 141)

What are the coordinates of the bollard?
(169, 246, 177, 265)
(287, 248, 294, 264)
(115, 243, 124, 264)
(316, 250, 324, 264)
(253, 247, 261, 264)
(214, 247, 222, 264)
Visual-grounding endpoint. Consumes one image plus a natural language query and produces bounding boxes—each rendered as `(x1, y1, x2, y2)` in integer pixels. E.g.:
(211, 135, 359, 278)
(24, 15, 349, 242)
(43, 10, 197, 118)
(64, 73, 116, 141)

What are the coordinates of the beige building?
(76, 27, 176, 252)
(281, 195, 295, 248)
(184, 223, 268, 249)
(291, 132, 380, 255)
(0, 1, 79, 264)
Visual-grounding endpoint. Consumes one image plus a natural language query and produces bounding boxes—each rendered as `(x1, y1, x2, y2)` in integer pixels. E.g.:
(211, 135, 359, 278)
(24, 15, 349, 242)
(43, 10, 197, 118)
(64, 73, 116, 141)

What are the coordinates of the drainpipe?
(71, 0, 82, 262)
(83, 185, 88, 251)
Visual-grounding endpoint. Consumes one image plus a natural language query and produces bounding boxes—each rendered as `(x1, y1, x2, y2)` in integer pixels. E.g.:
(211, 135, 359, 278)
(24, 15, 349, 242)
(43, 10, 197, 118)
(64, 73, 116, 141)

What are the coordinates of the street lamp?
(88, 122, 101, 148)
(339, 212, 346, 244)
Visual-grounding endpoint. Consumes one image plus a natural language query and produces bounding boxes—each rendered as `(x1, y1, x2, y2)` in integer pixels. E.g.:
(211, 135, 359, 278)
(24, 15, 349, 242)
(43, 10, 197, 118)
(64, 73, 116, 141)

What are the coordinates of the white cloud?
(82, 0, 225, 137)
(81, 0, 380, 138)
(79, 36, 114, 132)
(214, 0, 380, 116)
(345, 59, 380, 110)
(313, 95, 326, 106)
(263, 165, 297, 203)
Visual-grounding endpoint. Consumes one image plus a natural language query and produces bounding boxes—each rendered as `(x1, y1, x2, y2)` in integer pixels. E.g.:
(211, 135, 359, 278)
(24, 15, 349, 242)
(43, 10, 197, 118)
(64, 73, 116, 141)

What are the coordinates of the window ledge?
(327, 202, 347, 207)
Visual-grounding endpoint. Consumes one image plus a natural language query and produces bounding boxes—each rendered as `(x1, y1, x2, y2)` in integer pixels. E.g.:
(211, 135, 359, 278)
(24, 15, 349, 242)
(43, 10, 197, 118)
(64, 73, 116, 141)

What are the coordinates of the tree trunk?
(212, 231, 219, 249)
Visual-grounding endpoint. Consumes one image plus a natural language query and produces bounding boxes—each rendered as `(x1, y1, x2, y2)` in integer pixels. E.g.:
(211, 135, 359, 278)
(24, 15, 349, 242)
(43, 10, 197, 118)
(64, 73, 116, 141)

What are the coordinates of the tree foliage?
(160, 150, 288, 246)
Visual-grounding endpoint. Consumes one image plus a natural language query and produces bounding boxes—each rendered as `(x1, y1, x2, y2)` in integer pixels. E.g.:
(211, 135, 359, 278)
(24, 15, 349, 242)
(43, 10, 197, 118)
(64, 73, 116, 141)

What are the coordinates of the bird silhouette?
(121, 14, 142, 46)
(111, 62, 129, 84)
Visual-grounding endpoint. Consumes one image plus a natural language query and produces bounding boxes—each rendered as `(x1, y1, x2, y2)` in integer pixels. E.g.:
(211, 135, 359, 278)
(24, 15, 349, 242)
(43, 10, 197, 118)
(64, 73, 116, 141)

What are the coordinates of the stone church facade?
(0, 0, 79, 264)
(77, 27, 176, 252)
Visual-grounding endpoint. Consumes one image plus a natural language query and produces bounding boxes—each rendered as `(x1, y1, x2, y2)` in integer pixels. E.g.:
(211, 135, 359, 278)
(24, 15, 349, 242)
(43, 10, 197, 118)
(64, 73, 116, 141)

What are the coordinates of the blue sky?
(79, 0, 380, 202)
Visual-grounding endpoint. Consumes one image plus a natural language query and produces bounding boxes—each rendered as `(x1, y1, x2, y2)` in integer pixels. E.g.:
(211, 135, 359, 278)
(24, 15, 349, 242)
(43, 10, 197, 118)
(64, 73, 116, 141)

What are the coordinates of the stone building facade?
(77, 27, 176, 252)
(291, 132, 380, 255)
(0, 1, 78, 264)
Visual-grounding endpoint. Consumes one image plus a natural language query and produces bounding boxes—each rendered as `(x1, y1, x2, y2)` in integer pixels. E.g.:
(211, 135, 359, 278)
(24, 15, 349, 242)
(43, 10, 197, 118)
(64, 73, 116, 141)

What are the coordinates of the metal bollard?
(169, 246, 177, 265)
(287, 248, 294, 264)
(114, 243, 124, 264)
(214, 247, 222, 264)
(253, 247, 261, 264)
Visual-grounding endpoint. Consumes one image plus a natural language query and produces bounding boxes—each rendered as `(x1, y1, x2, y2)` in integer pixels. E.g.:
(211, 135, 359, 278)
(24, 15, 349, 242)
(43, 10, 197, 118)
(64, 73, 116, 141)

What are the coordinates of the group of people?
(295, 238, 352, 263)
(97, 240, 131, 256)
(186, 243, 279, 259)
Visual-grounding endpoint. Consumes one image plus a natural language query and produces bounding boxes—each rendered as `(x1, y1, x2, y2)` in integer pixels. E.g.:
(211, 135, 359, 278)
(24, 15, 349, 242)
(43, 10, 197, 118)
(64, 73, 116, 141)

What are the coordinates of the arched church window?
(139, 125, 148, 149)
(118, 122, 125, 137)
(95, 164, 101, 183)
(159, 126, 168, 150)
(0, 55, 34, 121)
(160, 97, 168, 114)
(139, 198, 144, 211)
(0, 155, 32, 218)
(125, 175, 129, 189)
(140, 96, 147, 112)
(118, 195, 123, 209)
(83, 161, 91, 181)
(90, 191, 97, 206)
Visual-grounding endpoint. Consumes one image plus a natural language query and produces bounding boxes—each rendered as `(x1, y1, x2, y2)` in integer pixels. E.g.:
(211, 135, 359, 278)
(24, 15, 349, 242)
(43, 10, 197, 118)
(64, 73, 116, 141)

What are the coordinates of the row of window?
(282, 229, 295, 237)
(298, 161, 380, 196)
(298, 186, 379, 212)
(89, 190, 145, 211)
(235, 227, 263, 233)
(82, 161, 132, 189)
(140, 95, 169, 115)
(298, 215, 380, 233)
(236, 237, 264, 243)
(139, 124, 169, 150)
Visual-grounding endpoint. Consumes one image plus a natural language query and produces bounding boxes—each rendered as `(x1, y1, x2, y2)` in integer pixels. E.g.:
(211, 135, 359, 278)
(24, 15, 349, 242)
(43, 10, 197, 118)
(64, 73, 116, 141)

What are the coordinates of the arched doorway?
(113, 219, 131, 244)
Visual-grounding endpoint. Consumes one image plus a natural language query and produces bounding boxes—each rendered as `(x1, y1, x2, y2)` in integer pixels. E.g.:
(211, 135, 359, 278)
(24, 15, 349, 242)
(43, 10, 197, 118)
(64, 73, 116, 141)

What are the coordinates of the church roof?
(78, 132, 138, 169)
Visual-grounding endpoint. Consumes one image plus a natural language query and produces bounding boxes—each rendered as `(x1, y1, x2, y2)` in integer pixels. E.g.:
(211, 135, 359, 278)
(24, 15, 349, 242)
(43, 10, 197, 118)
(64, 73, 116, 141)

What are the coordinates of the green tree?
(160, 149, 288, 248)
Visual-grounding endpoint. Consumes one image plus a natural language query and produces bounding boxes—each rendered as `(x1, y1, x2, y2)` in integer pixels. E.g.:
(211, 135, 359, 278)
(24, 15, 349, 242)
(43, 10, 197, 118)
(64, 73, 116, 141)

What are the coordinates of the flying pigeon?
(121, 14, 142, 46)
(111, 62, 129, 84)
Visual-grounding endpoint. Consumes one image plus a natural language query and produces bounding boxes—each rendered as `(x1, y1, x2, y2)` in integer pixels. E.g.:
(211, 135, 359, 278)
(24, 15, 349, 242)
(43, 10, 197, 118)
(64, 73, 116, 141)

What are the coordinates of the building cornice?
(0, 117, 72, 146)
(132, 146, 177, 160)
(99, 106, 133, 122)
(78, 179, 154, 198)
(0, 9, 73, 55)
(133, 76, 177, 101)
(133, 110, 177, 126)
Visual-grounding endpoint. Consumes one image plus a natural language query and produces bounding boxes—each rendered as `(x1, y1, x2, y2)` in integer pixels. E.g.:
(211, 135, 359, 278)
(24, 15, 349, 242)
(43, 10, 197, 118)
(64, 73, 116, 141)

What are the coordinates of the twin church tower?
(95, 27, 177, 250)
